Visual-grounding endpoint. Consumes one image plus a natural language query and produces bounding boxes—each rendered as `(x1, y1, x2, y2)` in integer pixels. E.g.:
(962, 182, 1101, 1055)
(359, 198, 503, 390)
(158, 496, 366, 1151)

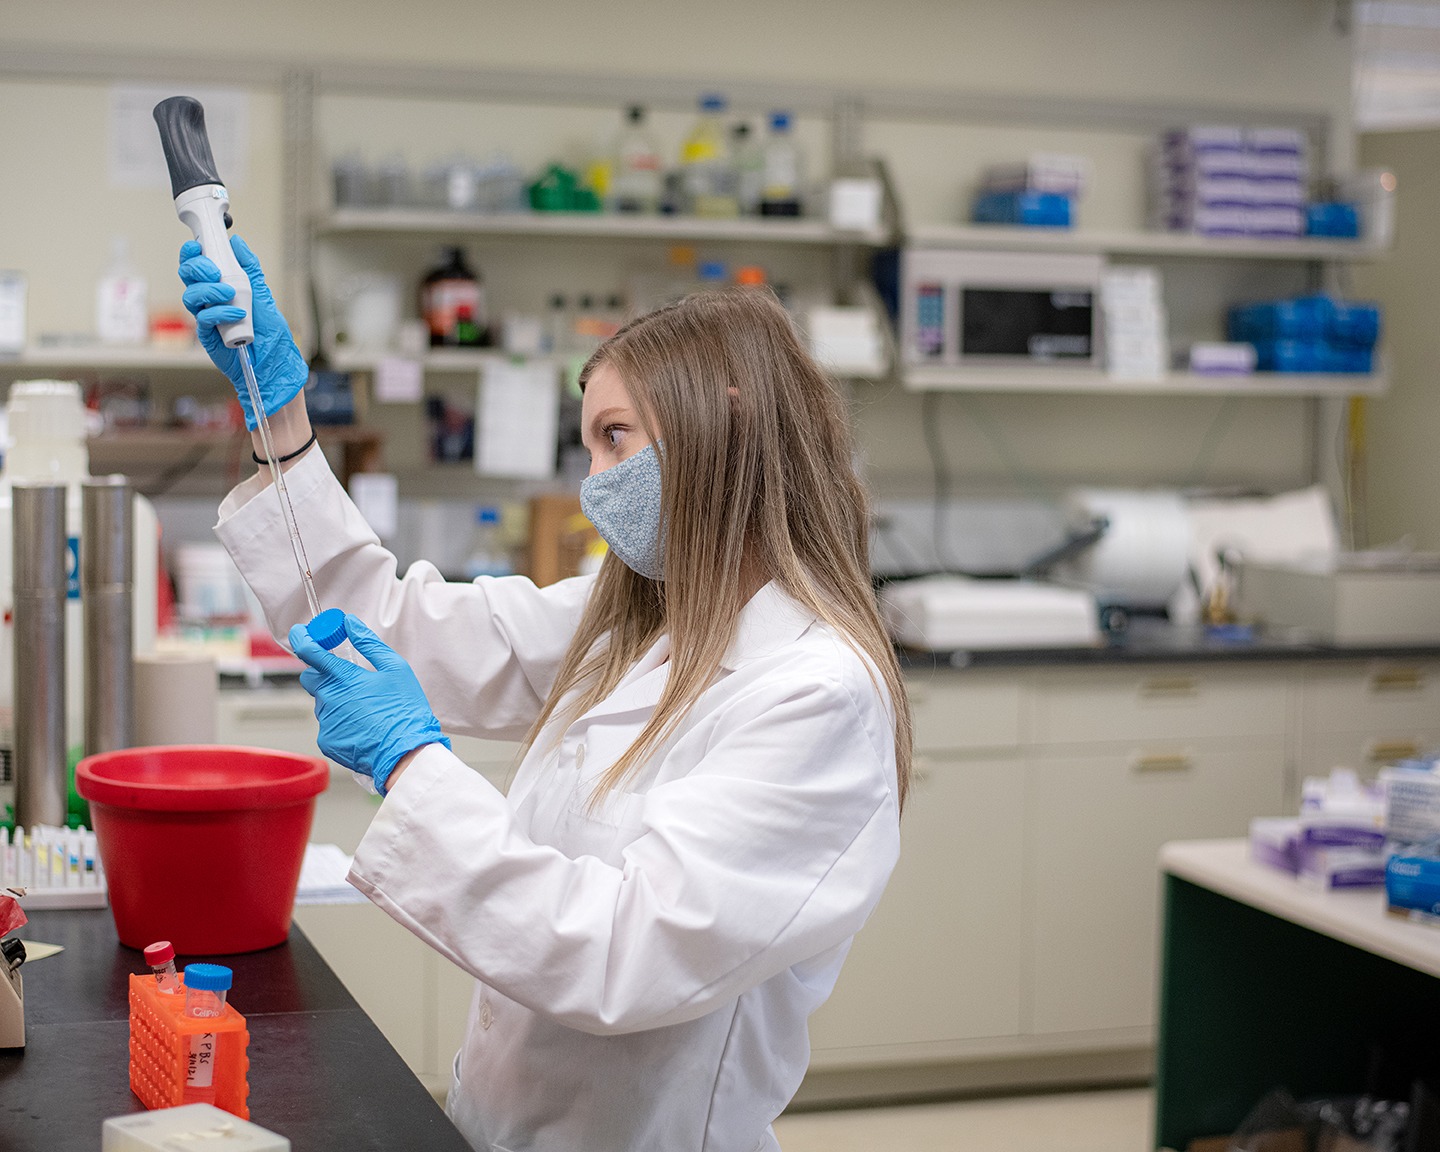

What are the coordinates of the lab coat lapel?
(579, 634, 672, 722)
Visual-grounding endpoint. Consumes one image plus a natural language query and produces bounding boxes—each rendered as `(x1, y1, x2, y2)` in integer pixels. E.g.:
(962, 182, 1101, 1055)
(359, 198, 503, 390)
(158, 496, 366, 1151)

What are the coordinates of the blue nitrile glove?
(177, 235, 309, 430)
(288, 613, 451, 795)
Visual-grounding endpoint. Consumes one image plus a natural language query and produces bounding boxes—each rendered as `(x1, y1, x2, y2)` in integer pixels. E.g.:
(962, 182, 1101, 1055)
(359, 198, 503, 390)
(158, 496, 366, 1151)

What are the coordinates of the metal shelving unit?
(1, 346, 214, 371)
(901, 364, 1389, 398)
(905, 223, 1387, 263)
(320, 208, 890, 247)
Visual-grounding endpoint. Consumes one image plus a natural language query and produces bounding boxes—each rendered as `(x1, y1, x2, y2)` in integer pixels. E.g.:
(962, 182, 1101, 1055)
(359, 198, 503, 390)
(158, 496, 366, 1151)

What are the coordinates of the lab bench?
(0, 907, 472, 1151)
(1154, 839, 1440, 1151)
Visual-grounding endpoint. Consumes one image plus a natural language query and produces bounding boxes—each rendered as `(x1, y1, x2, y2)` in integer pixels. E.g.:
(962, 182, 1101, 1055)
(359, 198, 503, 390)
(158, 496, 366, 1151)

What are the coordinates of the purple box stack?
(1150, 125, 1308, 238)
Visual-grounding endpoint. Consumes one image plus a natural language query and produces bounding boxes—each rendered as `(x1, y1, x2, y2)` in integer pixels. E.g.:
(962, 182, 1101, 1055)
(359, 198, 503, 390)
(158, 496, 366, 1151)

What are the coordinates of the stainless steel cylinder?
(82, 476, 133, 758)
(13, 484, 68, 828)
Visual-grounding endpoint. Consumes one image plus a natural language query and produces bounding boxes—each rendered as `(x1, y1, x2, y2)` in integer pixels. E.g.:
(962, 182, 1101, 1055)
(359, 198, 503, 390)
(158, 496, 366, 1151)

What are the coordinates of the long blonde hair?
(522, 288, 912, 813)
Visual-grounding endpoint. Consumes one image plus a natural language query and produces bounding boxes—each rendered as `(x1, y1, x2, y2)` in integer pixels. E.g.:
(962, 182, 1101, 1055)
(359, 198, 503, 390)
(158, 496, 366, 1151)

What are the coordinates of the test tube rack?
(1, 825, 107, 908)
(128, 974, 250, 1119)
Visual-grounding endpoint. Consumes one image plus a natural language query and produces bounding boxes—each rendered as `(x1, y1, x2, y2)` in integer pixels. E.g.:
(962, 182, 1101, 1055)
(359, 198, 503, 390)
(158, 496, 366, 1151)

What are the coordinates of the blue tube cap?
(307, 608, 348, 652)
(184, 963, 233, 992)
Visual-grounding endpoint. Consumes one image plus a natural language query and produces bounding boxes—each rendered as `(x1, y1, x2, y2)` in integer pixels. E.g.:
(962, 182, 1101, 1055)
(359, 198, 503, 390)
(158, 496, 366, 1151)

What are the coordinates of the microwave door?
(960, 286, 1095, 363)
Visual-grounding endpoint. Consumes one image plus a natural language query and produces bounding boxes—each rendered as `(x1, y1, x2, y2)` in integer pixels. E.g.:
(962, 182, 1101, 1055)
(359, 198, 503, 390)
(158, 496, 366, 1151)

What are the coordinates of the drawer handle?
(231, 706, 314, 723)
(1371, 669, 1425, 693)
(1133, 752, 1194, 773)
(1367, 741, 1421, 764)
(1140, 676, 1199, 698)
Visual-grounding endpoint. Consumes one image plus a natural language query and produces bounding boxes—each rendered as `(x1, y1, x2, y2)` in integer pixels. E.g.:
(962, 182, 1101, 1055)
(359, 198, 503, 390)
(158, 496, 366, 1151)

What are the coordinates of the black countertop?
(0, 908, 472, 1151)
(899, 617, 1440, 670)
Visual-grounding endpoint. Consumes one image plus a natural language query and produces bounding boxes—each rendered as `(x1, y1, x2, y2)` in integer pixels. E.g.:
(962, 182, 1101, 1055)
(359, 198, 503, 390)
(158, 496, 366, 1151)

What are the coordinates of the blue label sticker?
(67, 536, 79, 600)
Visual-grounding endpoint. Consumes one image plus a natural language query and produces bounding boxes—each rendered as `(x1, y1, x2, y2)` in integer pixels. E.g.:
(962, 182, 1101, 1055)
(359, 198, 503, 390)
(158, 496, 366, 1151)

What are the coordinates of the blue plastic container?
(971, 190, 1072, 228)
(1305, 201, 1361, 239)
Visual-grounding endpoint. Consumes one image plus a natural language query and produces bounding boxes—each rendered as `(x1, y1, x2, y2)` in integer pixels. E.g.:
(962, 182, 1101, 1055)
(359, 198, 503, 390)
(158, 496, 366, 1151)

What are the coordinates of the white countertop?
(1160, 838, 1440, 979)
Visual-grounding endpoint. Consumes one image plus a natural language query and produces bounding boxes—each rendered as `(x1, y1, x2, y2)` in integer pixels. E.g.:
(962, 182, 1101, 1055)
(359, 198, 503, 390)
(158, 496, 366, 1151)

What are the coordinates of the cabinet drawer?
(1301, 663, 1440, 737)
(1033, 667, 1287, 746)
(215, 689, 320, 757)
(1297, 729, 1440, 783)
(906, 672, 1023, 752)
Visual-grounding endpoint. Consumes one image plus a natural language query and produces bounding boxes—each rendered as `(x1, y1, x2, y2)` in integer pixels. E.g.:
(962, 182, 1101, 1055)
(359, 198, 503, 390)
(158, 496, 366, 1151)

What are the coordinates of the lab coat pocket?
(558, 786, 648, 865)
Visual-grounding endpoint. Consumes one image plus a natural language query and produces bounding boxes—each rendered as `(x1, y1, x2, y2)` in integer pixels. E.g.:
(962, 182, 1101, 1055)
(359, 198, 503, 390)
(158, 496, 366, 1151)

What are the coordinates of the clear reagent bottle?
(143, 940, 180, 994)
(182, 963, 232, 1106)
(761, 110, 804, 217)
(611, 104, 663, 214)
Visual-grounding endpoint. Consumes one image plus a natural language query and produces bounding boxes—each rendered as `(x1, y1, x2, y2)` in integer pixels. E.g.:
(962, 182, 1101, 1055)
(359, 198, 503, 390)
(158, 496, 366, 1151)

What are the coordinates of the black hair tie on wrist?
(252, 429, 318, 466)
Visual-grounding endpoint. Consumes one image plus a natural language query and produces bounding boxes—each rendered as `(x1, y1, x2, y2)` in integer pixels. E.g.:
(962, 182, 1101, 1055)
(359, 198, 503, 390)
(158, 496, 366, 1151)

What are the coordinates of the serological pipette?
(153, 97, 323, 621)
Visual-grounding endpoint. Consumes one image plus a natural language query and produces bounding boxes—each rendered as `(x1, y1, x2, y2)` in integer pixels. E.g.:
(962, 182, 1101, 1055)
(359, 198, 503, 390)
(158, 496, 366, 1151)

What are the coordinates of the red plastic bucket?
(76, 745, 329, 954)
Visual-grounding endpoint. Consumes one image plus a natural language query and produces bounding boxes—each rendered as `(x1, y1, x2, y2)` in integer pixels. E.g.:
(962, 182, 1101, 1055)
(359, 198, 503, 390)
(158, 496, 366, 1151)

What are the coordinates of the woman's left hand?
(288, 614, 451, 795)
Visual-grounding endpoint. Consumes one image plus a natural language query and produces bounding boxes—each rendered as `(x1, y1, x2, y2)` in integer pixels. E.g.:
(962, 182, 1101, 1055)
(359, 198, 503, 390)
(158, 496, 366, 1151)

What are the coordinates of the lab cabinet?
(1025, 738, 1286, 1036)
(214, 688, 321, 757)
(806, 750, 1026, 1062)
(805, 658, 1432, 1095)
(248, 657, 1440, 1099)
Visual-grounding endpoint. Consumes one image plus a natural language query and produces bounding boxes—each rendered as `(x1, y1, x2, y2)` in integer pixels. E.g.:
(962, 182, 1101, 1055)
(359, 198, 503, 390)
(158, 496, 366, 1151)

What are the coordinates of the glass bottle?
(611, 105, 663, 214)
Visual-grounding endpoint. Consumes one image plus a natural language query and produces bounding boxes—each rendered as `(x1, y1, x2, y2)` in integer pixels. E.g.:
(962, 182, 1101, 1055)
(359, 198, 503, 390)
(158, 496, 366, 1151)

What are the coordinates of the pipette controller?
(152, 96, 322, 621)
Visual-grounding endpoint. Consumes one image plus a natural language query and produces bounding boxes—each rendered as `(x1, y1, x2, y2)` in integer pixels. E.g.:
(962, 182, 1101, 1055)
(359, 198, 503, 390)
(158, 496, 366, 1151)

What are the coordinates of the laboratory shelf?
(900, 364, 1389, 397)
(324, 346, 561, 373)
(1, 345, 214, 370)
(906, 223, 1388, 262)
(318, 207, 890, 247)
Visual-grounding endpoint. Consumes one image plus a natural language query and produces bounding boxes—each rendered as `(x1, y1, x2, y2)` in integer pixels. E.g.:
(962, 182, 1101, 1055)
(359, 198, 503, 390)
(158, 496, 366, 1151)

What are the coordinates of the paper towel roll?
(1056, 489, 1191, 609)
(133, 652, 217, 746)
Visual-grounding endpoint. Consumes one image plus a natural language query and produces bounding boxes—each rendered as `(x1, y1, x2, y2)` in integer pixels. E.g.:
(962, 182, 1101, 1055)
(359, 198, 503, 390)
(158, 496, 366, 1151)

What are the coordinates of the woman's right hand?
(177, 235, 309, 430)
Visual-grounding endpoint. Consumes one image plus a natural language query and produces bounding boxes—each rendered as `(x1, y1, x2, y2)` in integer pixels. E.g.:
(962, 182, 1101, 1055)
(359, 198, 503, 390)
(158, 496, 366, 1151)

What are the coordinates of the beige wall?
(1354, 130, 1440, 548)
(5, 0, 1351, 119)
(0, 1, 1356, 497)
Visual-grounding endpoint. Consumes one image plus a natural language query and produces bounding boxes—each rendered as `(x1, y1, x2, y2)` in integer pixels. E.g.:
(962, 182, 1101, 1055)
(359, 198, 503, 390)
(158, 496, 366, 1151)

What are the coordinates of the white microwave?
(899, 249, 1105, 367)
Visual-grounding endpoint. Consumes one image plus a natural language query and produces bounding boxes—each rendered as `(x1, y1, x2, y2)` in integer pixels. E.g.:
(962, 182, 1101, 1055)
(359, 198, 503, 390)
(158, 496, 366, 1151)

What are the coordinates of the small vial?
(306, 608, 376, 795)
(182, 963, 232, 1106)
(143, 940, 180, 994)
(307, 607, 364, 667)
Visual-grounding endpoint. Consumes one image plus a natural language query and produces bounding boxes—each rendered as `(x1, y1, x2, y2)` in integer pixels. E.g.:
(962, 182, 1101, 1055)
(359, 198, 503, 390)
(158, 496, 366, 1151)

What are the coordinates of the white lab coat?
(215, 450, 901, 1152)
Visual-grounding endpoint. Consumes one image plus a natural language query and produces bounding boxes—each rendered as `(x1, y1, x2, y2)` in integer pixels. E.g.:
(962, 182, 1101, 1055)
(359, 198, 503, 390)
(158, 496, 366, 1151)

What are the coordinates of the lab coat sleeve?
(347, 667, 900, 1035)
(212, 449, 593, 740)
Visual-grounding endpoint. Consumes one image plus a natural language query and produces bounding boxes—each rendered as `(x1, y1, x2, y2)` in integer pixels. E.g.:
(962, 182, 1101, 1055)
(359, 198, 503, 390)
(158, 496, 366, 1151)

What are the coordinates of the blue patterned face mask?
(580, 443, 666, 581)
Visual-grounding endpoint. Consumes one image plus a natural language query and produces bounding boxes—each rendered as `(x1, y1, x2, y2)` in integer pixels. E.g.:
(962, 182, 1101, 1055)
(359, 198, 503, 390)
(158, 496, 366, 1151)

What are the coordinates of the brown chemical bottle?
(420, 246, 487, 347)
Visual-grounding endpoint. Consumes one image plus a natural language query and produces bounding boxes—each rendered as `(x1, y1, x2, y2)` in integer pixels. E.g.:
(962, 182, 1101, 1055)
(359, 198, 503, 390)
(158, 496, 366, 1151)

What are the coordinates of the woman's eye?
(605, 425, 624, 448)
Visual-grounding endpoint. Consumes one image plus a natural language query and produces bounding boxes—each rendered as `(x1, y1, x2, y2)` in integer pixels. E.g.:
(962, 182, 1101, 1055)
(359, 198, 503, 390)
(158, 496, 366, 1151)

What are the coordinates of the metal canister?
(82, 477, 133, 757)
(13, 484, 68, 828)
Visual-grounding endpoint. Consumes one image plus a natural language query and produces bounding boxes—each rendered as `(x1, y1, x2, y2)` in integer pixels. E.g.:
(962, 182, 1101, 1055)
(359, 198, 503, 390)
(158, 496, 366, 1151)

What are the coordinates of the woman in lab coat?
(180, 236, 912, 1152)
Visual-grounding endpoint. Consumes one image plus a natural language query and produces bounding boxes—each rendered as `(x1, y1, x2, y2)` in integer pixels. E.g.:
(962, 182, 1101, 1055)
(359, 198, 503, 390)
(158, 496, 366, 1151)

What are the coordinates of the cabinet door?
(808, 753, 1025, 1063)
(214, 689, 321, 756)
(1027, 739, 1286, 1037)
(294, 902, 433, 1076)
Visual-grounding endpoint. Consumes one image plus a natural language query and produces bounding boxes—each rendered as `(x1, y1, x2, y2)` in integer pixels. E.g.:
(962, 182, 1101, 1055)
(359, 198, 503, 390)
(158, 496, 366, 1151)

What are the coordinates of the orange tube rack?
(128, 973, 250, 1118)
